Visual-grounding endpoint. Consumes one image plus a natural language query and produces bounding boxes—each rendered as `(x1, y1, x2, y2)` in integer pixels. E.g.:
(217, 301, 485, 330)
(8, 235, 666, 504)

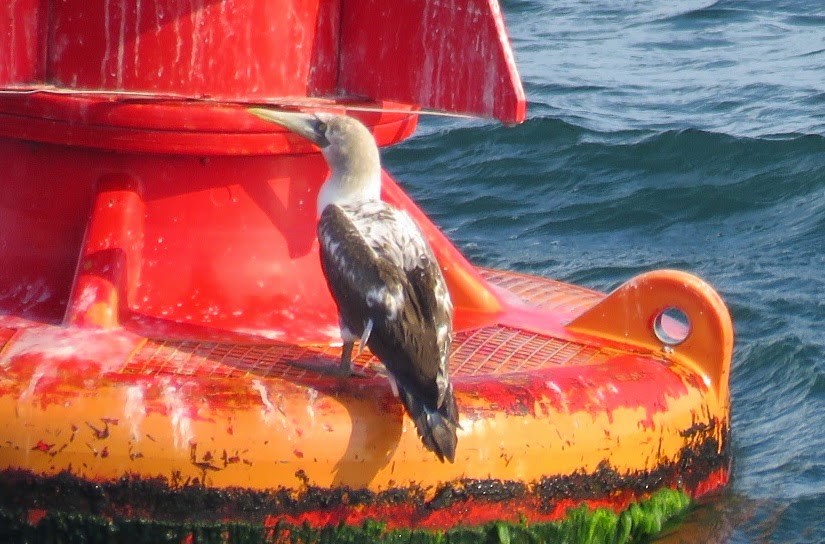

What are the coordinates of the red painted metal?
(0, 135, 499, 340)
(0, 0, 47, 85)
(0, 0, 524, 122)
(45, 0, 339, 98)
(0, 94, 419, 155)
(339, 0, 526, 123)
(267, 493, 649, 531)
(0, 0, 525, 336)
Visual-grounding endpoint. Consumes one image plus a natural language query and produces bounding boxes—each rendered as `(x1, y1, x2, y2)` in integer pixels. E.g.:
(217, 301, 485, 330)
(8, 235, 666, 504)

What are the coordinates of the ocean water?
(383, 1, 825, 542)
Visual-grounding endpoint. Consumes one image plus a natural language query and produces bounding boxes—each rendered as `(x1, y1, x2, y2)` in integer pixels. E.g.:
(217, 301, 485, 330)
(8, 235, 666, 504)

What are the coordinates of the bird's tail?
(398, 385, 459, 463)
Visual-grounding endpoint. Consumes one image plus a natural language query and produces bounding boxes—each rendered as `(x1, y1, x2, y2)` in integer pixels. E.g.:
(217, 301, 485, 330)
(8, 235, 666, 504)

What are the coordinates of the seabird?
(249, 108, 459, 463)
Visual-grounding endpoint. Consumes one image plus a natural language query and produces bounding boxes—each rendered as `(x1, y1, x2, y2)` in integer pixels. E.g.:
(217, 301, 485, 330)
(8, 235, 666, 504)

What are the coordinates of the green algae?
(0, 488, 691, 544)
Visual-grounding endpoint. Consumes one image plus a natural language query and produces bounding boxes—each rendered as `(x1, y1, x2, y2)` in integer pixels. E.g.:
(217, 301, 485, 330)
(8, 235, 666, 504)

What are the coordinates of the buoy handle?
(567, 270, 733, 407)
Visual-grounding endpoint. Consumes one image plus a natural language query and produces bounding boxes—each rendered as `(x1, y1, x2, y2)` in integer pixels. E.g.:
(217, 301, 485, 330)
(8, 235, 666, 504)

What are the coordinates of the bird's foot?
(341, 365, 370, 379)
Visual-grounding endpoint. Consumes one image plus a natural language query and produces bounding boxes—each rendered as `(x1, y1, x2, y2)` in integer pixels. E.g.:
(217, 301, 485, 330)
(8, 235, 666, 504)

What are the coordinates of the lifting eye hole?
(653, 306, 691, 346)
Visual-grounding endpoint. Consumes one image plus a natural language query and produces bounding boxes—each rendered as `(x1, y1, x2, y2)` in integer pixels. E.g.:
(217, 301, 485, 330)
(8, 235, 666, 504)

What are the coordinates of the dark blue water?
(384, 1, 825, 542)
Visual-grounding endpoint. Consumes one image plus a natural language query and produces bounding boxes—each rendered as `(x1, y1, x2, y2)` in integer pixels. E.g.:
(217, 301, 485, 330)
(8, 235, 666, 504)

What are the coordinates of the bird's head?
(249, 109, 382, 212)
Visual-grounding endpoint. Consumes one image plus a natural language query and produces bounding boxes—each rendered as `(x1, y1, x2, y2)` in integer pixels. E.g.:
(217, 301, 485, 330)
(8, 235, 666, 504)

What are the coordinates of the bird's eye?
(314, 118, 327, 134)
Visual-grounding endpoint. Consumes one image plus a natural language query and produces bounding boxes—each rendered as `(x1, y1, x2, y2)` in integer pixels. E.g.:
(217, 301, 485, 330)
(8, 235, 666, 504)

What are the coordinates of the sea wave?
(387, 118, 825, 246)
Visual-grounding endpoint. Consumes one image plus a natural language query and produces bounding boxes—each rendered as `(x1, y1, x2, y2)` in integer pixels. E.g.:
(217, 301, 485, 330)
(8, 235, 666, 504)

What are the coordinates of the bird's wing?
(318, 203, 453, 412)
(317, 205, 396, 337)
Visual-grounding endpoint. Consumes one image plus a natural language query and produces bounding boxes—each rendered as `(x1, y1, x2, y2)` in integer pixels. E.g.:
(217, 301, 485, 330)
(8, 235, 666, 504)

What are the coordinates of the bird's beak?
(248, 108, 330, 148)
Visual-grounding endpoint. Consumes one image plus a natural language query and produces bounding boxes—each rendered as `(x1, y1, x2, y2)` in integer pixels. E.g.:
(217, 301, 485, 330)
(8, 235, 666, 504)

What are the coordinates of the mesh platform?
(0, 270, 616, 380)
(479, 268, 603, 321)
(119, 270, 613, 380)
(123, 324, 614, 381)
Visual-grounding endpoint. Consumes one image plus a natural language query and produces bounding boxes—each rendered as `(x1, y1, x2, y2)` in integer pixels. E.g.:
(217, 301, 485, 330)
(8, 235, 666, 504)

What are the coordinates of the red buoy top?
(0, 0, 526, 151)
(0, 1, 525, 341)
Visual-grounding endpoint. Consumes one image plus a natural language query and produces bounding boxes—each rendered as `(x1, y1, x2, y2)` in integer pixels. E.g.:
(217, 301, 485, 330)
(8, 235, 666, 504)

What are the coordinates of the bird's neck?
(316, 170, 381, 216)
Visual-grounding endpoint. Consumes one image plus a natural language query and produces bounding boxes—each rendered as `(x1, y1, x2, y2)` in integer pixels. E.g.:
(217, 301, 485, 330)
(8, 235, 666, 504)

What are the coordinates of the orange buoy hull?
(0, 265, 731, 533)
(0, 2, 730, 535)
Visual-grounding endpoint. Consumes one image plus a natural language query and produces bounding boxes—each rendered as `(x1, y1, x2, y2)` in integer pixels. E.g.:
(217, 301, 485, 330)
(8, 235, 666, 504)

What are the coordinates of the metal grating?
(480, 268, 603, 322)
(125, 340, 385, 380)
(123, 326, 611, 380)
(449, 326, 609, 376)
(117, 270, 615, 380)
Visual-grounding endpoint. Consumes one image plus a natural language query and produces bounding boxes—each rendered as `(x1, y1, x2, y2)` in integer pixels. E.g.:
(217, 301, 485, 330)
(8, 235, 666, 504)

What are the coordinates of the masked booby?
(249, 108, 459, 463)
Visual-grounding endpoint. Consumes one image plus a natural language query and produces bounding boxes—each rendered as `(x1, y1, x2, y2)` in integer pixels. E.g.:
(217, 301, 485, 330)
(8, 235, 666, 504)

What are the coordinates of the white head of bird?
(248, 109, 382, 216)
